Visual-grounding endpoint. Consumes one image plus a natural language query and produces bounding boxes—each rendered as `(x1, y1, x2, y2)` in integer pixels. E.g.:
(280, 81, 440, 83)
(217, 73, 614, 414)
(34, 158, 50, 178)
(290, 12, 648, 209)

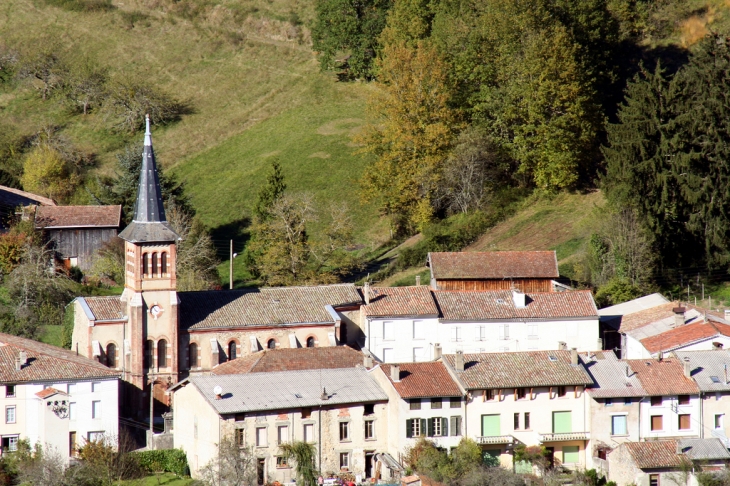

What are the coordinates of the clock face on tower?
(149, 304, 163, 320)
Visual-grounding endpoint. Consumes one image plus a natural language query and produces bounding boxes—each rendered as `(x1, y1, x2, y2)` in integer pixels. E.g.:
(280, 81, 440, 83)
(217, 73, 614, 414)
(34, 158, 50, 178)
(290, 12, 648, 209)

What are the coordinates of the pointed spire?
(118, 116, 180, 243)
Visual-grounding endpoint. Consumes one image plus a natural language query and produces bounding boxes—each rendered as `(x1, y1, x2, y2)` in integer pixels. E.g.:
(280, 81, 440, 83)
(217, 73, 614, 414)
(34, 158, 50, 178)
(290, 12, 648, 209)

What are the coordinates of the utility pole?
(149, 375, 155, 434)
(702, 284, 705, 302)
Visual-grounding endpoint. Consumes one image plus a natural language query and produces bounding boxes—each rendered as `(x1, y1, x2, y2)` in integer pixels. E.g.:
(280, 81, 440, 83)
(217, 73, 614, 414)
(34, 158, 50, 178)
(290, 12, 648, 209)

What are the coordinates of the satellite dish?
(213, 385, 223, 396)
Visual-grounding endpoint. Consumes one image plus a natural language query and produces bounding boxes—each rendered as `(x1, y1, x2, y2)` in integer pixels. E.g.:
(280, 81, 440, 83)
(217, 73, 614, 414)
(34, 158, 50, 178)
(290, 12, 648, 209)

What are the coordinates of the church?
(70, 117, 364, 423)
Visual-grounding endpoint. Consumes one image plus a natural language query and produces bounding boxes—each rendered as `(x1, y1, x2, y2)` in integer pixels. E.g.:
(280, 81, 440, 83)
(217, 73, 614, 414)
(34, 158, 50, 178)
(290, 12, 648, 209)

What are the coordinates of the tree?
(103, 79, 190, 132)
(16, 41, 66, 100)
(64, 58, 108, 115)
(279, 441, 317, 486)
(312, 0, 392, 79)
(198, 435, 257, 486)
(167, 202, 221, 291)
(14, 443, 67, 486)
(254, 159, 287, 221)
(87, 237, 125, 285)
(75, 432, 143, 486)
(358, 40, 461, 233)
(20, 145, 80, 203)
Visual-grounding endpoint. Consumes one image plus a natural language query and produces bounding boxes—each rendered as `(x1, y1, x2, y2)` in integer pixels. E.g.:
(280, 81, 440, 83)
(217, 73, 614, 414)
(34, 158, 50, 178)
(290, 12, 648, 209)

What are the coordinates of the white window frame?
(475, 326, 485, 341)
(339, 421, 350, 442)
(69, 402, 77, 420)
(92, 400, 102, 419)
(413, 320, 425, 340)
(451, 326, 462, 342)
(715, 414, 725, 430)
(527, 323, 538, 339)
(611, 414, 628, 436)
(364, 419, 375, 440)
(87, 431, 104, 442)
(383, 321, 395, 341)
(303, 423, 315, 443)
(256, 427, 268, 447)
(3, 435, 18, 452)
(499, 324, 510, 340)
(339, 452, 350, 469)
(277, 425, 289, 445)
(413, 347, 425, 362)
(91, 382, 101, 393)
(5, 406, 15, 424)
(433, 418, 442, 437)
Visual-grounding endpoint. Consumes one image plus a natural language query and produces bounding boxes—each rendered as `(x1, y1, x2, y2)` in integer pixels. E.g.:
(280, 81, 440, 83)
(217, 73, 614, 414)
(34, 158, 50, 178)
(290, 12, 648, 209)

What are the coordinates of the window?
(144, 340, 153, 369)
(678, 395, 690, 406)
(524, 412, 530, 430)
(92, 401, 102, 419)
(552, 411, 572, 433)
(1, 436, 18, 452)
(650, 415, 663, 431)
(276, 456, 289, 468)
(715, 414, 724, 429)
(410, 400, 421, 410)
(624, 397, 632, 405)
(69, 432, 77, 457)
(450, 397, 460, 408)
(142, 253, 148, 277)
(339, 422, 350, 441)
(69, 402, 76, 420)
(301, 408, 312, 419)
(267, 339, 277, 350)
(277, 426, 289, 444)
(678, 414, 691, 430)
(365, 420, 374, 439)
(151, 252, 158, 277)
(5, 406, 15, 424)
(189, 343, 199, 369)
(88, 431, 104, 442)
(339, 452, 349, 469)
(256, 427, 267, 447)
(228, 341, 237, 360)
(450, 416, 462, 436)
(5, 385, 15, 398)
(235, 429, 245, 447)
(516, 388, 526, 399)
(476, 325, 485, 341)
(451, 326, 462, 342)
(499, 324, 509, 340)
(413, 347, 425, 362)
(161, 252, 167, 275)
(557, 386, 567, 398)
(514, 413, 520, 430)
(157, 340, 167, 368)
(383, 321, 395, 341)
(484, 389, 494, 401)
(527, 323, 538, 338)
(605, 398, 613, 406)
(431, 398, 442, 409)
(406, 418, 423, 438)
(562, 446, 579, 464)
(105, 344, 116, 368)
(432, 417, 444, 437)
(364, 404, 375, 416)
(649, 474, 660, 486)
(413, 320, 425, 339)
(481, 415, 500, 437)
(651, 396, 662, 407)
(306, 337, 315, 348)
(235, 413, 245, 421)
(303, 424, 314, 443)
(611, 415, 627, 436)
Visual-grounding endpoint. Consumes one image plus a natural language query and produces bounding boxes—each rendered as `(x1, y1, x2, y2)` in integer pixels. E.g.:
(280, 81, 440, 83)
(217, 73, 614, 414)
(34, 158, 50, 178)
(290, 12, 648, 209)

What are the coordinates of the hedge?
(133, 449, 189, 477)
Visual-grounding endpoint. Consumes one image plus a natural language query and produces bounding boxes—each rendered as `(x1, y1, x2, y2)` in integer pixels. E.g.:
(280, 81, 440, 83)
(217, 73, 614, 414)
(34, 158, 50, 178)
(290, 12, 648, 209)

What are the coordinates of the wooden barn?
(427, 250, 559, 292)
(34, 205, 122, 271)
(0, 185, 55, 229)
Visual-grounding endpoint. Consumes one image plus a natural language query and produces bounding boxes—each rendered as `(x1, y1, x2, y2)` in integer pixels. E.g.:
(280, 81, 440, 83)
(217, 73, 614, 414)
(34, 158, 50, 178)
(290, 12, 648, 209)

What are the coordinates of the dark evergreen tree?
(253, 159, 287, 221)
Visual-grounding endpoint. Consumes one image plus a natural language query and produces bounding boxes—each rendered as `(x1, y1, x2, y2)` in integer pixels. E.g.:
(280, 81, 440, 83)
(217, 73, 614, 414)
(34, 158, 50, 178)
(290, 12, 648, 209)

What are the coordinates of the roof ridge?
(0, 333, 116, 372)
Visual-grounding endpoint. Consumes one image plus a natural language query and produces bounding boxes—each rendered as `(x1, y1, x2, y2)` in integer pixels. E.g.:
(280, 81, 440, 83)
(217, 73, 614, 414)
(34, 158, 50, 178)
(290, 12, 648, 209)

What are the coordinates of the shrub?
(42, 0, 115, 12)
(133, 449, 189, 477)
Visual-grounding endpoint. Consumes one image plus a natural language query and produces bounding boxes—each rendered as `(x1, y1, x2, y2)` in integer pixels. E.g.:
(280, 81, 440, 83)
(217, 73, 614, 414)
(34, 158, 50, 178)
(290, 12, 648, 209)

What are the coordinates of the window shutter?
(442, 417, 448, 436)
(427, 418, 434, 437)
(456, 416, 462, 436)
(498, 325, 505, 340)
(450, 417, 457, 436)
(421, 418, 428, 437)
(451, 327, 457, 342)
(504, 324, 509, 339)
(475, 327, 481, 341)
(406, 419, 413, 438)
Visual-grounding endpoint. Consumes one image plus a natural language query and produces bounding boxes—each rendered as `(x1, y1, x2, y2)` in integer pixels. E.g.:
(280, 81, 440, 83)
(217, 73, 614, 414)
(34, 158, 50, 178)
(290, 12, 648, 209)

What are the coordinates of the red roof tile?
(83, 296, 126, 321)
(428, 251, 558, 280)
(434, 290, 597, 320)
(364, 286, 439, 317)
(641, 322, 730, 354)
(627, 358, 699, 396)
(623, 440, 683, 469)
(35, 387, 67, 399)
(212, 346, 365, 375)
(35, 205, 121, 228)
(380, 362, 462, 398)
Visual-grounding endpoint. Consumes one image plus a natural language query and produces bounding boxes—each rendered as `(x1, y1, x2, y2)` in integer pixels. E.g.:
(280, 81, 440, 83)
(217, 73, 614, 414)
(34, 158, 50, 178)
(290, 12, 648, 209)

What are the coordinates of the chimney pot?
(364, 354, 373, 368)
(673, 306, 686, 328)
(570, 348, 578, 365)
(14, 357, 21, 371)
(559, 341, 567, 351)
(683, 357, 691, 378)
(364, 282, 371, 305)
(433, 344, 442, 361)
(390, 364, 400, 382)
(455, 351, 464, 372)
(19, 351, 26, 365)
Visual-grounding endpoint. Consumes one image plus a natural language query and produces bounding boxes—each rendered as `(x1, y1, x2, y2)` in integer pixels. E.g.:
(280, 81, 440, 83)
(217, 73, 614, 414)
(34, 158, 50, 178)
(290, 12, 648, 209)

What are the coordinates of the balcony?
(476, 435, 516, 445)
(538, 432, 590, 443)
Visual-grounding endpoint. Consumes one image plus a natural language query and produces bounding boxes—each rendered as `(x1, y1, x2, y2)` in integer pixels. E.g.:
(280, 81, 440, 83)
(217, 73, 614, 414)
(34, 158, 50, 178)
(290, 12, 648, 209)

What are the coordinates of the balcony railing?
(538, 432, 590, 442)
(476, 435, 515, 445)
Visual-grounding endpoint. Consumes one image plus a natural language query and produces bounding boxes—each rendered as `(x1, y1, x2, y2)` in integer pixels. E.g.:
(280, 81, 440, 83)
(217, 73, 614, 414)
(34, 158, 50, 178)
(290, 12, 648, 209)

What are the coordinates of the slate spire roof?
(118, 115, 180, 243)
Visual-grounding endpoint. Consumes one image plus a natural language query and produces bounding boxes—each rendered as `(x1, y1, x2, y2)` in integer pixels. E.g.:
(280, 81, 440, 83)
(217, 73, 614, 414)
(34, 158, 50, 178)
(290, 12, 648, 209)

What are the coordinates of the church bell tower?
(118, 115, 181, 410)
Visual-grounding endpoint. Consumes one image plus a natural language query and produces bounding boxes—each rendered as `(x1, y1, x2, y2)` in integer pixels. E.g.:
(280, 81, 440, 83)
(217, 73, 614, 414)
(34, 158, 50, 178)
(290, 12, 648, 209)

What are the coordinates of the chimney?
(625, 365, 630, 378)
(415, 275, 421, 286)
(683, 357, 691, 378)
(433, 343, 442, 361)
(364, 281, 371, 305)
(14, 357, 21, 371)
(673, 306, 686, 327)
(512, 289, 526, 309)
(390, 364, 400, 382)
(455, 351, 464, 372)
(321, 387, 329, 400)
(570, 348, 578, 365)
(364, 354, 373, 368)
(597, 338, 603, 350)
(558, 341, 567, 351)
(19, 351, 26, 366)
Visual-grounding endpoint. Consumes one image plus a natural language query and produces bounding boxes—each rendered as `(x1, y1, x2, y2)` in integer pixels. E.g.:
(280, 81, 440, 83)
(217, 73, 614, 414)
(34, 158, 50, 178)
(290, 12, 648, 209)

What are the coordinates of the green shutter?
(442, 417, 448, 436)
(481, 414, 500, 436)
(406, 419, 413, 438)
(552, 411, 572, 433)
(427, 418, 435, 437)
(421, 418, 427, 437)
(562, 446, 579, 464)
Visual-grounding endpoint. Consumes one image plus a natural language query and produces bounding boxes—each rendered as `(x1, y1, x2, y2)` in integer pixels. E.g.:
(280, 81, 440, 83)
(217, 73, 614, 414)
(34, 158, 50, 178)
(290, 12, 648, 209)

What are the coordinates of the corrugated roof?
(673, 350, 730, 392)
(428, 251, 558, 280)
(180, 284, 363, 330)
(434, 290, 598, 320)
(380, 362, 462, 398)
(82, 296, 126, 321)
(678, 438, 730, 461)
(188, 367, 388, 414)
(35, 205, 121, 229)
(622, 441, 684, 469)
(584, 351, 647, 398)
(213, 346, 365, 375)
(641, 322, 730, 354)
(0, 333, 119, 383)
(598, 293, 669, 316)
(627, 358, 699, 396)
(443, 351, 592, 389)
(363, 286, 438, 317)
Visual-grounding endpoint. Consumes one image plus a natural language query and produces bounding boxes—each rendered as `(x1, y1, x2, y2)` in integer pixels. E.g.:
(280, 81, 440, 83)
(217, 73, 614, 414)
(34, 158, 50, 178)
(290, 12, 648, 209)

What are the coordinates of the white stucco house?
(0, 333, 120, 459)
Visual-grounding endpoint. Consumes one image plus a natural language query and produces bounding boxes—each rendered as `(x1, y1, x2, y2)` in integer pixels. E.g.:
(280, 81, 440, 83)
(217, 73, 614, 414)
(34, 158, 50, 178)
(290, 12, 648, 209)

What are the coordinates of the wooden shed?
(0, 185, 55, 229)
(35, 205, 122, 271)
(427, 251, 559, 292)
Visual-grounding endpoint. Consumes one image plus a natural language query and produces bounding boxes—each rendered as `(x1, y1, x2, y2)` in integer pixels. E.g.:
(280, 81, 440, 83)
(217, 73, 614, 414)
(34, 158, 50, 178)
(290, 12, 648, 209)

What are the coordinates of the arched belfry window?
(267, 339, 277, 350)
(106, 343, 116, 368)
(144, 340, 153, 368)
(306, 337, 315, 348)
(142, 253, 149, 277)
(161, 252, 167, 276)
(151, 253, 158, 278)
(228, 341, 237, 360)
(158, 339, 167, 368)
(189, 343, 198, 369)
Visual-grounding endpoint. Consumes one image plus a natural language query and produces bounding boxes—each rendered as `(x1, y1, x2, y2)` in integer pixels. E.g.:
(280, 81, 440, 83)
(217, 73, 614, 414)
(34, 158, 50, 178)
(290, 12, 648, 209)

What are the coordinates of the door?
(552, 411, 572, 433)
(257, 458, 265, 485)
(481, 414, 500, 437)
(69, 432, 77, 457)
(365, 451, 375, 478)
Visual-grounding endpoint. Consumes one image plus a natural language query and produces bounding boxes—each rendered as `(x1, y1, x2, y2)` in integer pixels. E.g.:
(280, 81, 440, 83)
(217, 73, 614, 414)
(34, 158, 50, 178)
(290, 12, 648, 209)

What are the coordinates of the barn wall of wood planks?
(435, 278, 553, 293)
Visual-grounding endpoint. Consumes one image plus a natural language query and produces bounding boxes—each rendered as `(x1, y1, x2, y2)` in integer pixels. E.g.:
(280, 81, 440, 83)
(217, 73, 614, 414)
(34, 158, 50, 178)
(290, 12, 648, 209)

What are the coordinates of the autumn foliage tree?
(20, 145, 80, 203)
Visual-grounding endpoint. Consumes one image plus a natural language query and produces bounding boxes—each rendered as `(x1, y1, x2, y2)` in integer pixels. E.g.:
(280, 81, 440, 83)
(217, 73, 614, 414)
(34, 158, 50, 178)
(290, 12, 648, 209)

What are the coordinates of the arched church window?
(142, 253, 149, 278)
(151, 253, 158, 278)
(106, 343, 116, 368)
(161, 252, 167, 276)
(144, 340, 153, 369)
(228, 341, 237, 360)
(189, 343, 198, 369)
(158, 339, 167, 368)
(267, 339, 277, 350)
(306, 337, 315, 348)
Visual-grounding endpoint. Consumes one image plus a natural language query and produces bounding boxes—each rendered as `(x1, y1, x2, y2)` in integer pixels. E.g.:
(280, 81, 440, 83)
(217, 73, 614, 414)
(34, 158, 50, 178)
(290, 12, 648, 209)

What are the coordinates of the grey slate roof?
(673, 350, 730, 392)
(584, 351, 647, 398)
(678, 438, 730, 460)
(118, 116, 180, 243)
(187, 367, 388, 414)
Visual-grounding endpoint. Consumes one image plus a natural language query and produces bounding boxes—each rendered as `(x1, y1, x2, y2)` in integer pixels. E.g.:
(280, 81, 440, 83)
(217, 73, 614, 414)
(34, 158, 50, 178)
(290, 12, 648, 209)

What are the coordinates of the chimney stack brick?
(683, 357, 691, 378)
(391, 364, 400, 382)
(433, 344, 442, 361)
(570, 347, 578, 365)
(364, 282, 371, 305)
(364, 354, 373, 368)
(455, 351, 464, 372)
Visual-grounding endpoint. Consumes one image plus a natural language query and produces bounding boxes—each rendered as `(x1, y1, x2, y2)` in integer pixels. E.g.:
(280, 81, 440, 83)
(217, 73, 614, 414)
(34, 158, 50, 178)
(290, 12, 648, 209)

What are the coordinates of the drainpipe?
(699, 393, 704, 438)
(318, 405, 322, 473)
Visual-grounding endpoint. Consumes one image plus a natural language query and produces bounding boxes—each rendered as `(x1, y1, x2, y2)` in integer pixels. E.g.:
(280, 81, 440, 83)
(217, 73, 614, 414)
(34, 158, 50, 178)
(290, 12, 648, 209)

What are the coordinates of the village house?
(363, 286, 600, 362)
(427, 251, 561, 292)
(171, 367, 396, 483)
(0, 184, 55, 230)
(442, 350, 593, 472)
(0, 333, 119, 459)
(210, 345, 367, 375)
(607, 438, 730, 486)
(34, 205, 122, 271)
(370, 358, 465, 458)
